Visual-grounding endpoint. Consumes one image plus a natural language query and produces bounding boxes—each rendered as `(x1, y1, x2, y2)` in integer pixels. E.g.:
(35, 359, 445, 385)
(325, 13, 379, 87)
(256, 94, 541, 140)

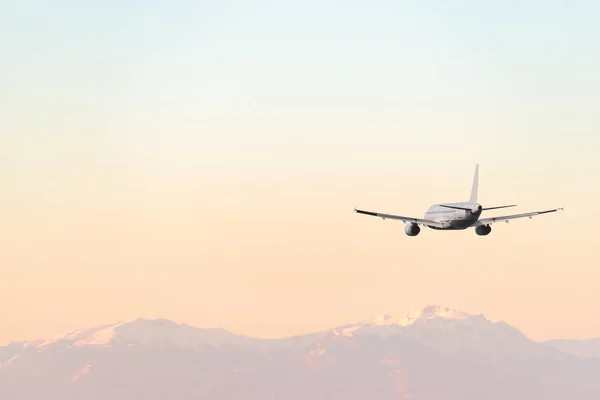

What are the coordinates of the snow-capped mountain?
(333, 305, 469, 336)
(333, 304, 492, 337)
(22, 318, 260, 350)
(329, 305, 570, 372)
(1, 305, 599, 400)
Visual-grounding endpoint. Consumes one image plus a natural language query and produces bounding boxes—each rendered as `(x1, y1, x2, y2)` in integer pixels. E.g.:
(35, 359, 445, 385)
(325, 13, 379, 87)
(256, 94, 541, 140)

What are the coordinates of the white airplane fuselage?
(424, 202, 483, 230)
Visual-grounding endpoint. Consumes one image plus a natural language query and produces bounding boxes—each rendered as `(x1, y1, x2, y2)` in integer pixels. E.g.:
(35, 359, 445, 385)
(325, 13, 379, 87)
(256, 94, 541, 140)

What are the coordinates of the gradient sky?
(1, 1, 599, 344)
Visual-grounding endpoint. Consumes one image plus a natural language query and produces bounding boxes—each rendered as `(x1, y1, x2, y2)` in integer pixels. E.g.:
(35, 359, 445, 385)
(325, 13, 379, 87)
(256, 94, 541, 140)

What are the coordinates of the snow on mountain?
(34, 322, 127, 349)
(333, 305, 490, 338)
(399, 304, 471, 323)
(19, 318, 259, 351)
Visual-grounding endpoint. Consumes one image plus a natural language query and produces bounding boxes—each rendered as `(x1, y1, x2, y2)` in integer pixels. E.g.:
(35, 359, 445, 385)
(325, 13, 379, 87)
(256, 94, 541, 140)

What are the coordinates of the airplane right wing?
(354, 208, 448, 229)
(474, 208, 564, 226)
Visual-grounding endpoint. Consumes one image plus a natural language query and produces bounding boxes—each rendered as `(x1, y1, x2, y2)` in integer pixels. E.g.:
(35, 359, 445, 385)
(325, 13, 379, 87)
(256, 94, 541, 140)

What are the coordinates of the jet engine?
(405, 223, 420, 236)
(475, 225, 492, 236)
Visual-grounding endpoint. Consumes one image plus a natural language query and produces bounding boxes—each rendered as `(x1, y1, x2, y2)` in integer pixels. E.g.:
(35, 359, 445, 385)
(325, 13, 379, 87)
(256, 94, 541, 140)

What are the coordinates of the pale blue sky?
(1, 1, 599, 341)
(3, 1, 598, 181)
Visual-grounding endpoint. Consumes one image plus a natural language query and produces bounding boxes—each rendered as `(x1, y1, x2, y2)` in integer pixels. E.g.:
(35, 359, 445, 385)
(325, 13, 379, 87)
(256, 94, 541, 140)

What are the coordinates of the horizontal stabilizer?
(482, 204, 517, 211)
(440, 205, 472, 211)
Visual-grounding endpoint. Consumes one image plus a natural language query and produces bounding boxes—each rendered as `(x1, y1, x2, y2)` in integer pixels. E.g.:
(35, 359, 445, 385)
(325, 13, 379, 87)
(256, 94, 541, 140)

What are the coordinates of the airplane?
(354, 164, 563, 236)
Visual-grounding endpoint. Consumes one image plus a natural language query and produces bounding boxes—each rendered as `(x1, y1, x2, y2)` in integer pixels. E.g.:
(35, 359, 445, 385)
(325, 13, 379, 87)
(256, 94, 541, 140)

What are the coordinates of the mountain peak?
(404, 305, 471, 322)
(331, 305, 476, 337)
(362, 305, 471, 328)
(27, 318, 234, 350)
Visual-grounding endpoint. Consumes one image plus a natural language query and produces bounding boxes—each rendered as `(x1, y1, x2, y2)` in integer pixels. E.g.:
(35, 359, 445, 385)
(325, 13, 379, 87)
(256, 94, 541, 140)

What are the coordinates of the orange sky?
(1, 168, 597, 344)
(2, 2, 599, 345)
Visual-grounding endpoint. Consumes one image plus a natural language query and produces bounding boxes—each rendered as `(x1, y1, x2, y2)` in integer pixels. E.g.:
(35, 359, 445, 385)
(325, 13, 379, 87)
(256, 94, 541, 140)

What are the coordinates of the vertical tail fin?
(469, 164, 479, 203)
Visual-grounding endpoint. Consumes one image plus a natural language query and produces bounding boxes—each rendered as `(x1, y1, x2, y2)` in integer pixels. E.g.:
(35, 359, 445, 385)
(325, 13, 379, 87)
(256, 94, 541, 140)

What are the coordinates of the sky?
(1, 0, 599, 344)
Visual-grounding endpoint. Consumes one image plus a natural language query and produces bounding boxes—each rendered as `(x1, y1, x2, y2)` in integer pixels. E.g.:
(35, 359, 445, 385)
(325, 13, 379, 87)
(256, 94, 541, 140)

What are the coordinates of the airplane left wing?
(354, 208, 448, 229)
(474, 208, 563, 226)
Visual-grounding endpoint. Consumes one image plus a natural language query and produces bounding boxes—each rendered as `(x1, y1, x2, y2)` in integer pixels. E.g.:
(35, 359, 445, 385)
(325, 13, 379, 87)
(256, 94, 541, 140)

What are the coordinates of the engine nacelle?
(405, 223, 421, 236)
(475, 225, 492, 236)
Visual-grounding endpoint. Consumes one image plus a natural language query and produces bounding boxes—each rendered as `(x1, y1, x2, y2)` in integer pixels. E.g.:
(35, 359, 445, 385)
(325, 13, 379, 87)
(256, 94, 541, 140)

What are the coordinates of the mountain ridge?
(545, 337, 600, 359)
(2, 305, 599, 400)
(9, 304, 598, 349)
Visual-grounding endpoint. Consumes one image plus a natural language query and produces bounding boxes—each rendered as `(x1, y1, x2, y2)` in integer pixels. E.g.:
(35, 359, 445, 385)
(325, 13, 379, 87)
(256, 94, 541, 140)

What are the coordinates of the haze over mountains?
(1, 305, 598, 400)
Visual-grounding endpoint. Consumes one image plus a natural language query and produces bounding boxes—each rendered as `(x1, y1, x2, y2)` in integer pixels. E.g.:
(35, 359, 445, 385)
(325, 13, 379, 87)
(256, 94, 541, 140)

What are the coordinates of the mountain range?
(1, 305, 599, 400)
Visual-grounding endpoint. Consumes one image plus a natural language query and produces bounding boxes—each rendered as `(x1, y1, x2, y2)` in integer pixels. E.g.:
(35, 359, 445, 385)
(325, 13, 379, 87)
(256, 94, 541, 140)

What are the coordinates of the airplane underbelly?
(448, 213, 479, 229)
(426, 215, 476, 230)
(449, 219, 474, 229)
(425, 210, 476, 230)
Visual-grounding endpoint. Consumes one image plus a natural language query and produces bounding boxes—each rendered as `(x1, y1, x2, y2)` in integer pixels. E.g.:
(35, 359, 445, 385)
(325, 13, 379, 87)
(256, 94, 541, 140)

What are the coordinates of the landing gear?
(475, 225, 492, 236)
